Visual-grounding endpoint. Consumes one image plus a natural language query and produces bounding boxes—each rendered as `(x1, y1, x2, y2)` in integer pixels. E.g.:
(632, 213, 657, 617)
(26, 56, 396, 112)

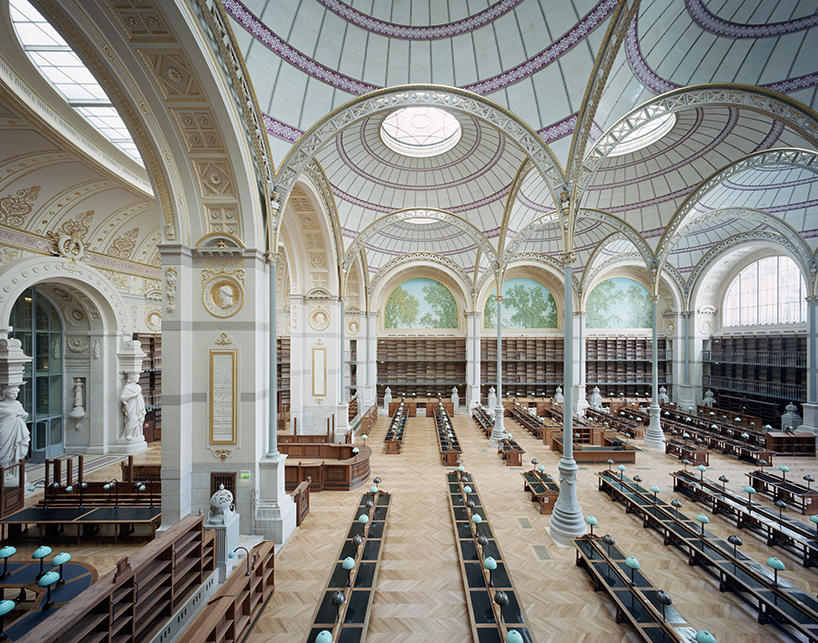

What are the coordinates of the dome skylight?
(10, 0, 142, 165)
(381, 107, 462, 158)
(608, 112, 676, 157)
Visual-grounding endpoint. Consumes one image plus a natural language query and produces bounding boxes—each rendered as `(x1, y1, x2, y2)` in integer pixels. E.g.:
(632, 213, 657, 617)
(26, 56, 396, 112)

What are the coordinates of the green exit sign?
(240, 471, 251, 479)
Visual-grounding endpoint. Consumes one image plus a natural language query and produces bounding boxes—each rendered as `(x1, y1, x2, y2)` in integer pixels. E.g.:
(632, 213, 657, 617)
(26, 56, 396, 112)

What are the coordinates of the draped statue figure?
(120, 372, 146, 441)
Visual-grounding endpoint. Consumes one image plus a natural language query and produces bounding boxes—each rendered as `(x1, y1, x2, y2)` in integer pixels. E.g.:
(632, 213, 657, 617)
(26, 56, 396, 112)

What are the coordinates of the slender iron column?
(267, 253, 279, 457)
(491, 295, 506, 443)
(549, 255, 585, 545)
(644, 295, 664, 448)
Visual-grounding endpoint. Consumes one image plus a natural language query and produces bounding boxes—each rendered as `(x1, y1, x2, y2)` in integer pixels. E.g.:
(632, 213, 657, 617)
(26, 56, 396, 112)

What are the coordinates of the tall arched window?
(722, 256, 806, 327)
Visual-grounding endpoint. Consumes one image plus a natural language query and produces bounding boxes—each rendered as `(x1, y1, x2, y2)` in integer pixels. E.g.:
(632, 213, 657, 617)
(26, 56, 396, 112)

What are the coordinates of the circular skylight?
(381, 107, 462, 157)
(608, 112, 676, 157)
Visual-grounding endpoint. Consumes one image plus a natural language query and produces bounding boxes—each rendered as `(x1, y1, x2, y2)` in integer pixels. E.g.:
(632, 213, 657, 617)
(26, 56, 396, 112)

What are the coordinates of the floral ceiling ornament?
(0, 185, 40, 226)
(46, 210, 94, 263)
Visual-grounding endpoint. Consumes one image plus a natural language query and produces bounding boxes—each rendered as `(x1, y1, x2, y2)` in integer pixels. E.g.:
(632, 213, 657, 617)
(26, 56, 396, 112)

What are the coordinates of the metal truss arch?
(581, 86, 818, 193)
(273, 85, 567, 235)
(656, 148, 818, 274)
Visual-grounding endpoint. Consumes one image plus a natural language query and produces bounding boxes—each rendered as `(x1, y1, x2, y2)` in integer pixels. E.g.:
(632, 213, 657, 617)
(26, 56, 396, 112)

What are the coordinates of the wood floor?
(250, 412, 818, 643)
(13, 424, 818, 642)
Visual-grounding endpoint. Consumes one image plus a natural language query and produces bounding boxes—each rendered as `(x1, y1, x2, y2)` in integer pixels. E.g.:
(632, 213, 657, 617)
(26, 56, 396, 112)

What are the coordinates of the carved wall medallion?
(309, 306, 330, 331)
(202, 268, 245, 318)
(67, 336, 90, 353)
(347, 319, 360, 335)
(146, 310, 162, 331)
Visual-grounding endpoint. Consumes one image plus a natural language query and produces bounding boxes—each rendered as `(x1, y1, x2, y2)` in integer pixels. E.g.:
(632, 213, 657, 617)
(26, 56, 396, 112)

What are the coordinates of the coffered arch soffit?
(33, 0, 268, 248)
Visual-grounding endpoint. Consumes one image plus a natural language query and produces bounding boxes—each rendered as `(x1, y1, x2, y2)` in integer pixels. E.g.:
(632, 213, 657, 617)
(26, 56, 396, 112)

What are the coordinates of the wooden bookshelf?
(702, 334, 807, 426)
(20, 514, 216, 643)
(585, 336, 671, 399)
(377, 337, 466, 402)
(177, 541, 275, 643)
(480, 336, 564, 401)
(278, 337, 290, 428)
(135, 333, 161, 442)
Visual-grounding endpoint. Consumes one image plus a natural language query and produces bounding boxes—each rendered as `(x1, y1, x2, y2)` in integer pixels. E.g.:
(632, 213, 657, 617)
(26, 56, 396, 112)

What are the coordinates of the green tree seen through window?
(419, 281, 458, 328)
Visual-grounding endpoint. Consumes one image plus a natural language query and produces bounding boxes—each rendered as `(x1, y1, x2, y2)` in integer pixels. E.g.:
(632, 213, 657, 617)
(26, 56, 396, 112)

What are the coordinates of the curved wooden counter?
(281, 442, 371, 492)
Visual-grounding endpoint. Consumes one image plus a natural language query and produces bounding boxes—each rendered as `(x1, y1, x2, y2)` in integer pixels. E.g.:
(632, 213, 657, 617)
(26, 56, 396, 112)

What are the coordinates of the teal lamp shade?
(695, 631, 717, 643)
(51, 552, 71, 566)
(32, 546, 52, 560)
(538, 465, 545, 472)
(734, 417, 741, 422)
(810, 515, 818, 525)
(228, 550, 237, 560)
(352, 447, 359, 454)
(483, 557, 497, 571)
(64, 486, 73, 492)
(342, 557, 355, 571)
(744, 486, 756, 495)
(37, 570, 60, 587)
(664, 411, 670, 416)
(463, 485, 472, 493)
(764, 424, 772, 430)
(650, 485, 661, 494)
(709, 411, 715, 416)
(471, 514, 482, 524)
(358, 514, 369, 524)
(0, 600, 13, 617)
(711, 424, 718, 429)
(696, 513, 710, 524)
(624, 556, 640, 570)
(779, 465, 790, 473)
(585, 516, 598, 527)
(458, 465, 465, 472)
(137, 485, 146, 492)
(316, 630, 333, 643)
(506, 630, 524, 643)
(369, 485, 378, 493)
(741, 433, 749, 440)
(0, 546, 15, 559)
(767, 557, 785, 571)
(682, 433, 690, 439)
(697, 465, 707, 472)
(617, 465, 626, 472)
(361, 434, 368, 440)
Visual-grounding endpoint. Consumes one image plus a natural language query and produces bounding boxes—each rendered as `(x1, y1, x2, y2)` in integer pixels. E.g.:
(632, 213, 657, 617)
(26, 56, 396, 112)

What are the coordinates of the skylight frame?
(608, 112, 677, 157)
(380, 107, 462, 158)
(10, 0, 143, 166)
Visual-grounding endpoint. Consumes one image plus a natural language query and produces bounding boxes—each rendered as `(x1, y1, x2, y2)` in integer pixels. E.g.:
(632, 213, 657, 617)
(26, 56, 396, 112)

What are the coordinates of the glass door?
(10, 288, 64, 462)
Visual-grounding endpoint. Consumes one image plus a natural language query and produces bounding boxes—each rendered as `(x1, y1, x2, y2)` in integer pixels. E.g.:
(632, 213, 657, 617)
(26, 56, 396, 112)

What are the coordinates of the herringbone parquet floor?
(248, 412, 818, 643)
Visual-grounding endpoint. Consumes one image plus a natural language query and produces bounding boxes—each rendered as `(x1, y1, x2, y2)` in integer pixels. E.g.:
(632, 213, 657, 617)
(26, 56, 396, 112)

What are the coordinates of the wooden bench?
(292, 478, 311, 526)
(746, 469, 818, 515)
(598, 470, 818, 642)
(305, 488, 391, 642)
(672, 469, 818, 567)
(664, 438, 710, 466)
(446, 469, 534, 642)
(520, 469, 559, 514)
(551, 437, 638, 463)
(497, 438, 524, 466)
(573, 534, 699, 641)
(434, 407, 462, 466)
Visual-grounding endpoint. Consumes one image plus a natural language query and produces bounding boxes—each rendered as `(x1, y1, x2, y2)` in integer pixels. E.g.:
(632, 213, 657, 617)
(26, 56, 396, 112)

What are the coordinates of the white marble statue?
(0, 386, 29, 484)
(554, 386, 564, 404)
(703, 390, 715, 407)
(488, 386, 496, 410)
(120, 372, 146, 441)
(451, 386, 460, 414)
(658, 386, 670, 405)
(383, 386, 392, 413)
(589, 386, 602, 409)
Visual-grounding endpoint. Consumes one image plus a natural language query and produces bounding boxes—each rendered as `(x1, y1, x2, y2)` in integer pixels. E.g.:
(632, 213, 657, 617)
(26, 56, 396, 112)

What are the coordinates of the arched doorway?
(9, 288, 64, 462)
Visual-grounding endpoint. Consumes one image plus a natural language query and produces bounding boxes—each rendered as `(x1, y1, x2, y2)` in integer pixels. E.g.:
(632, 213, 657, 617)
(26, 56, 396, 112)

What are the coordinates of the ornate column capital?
(806, 295, 818, 304)
(650, 295, 660, 304)
(495, 295, 503, 303)
(265, 251, 283, 265)
(559, 251, 577, 267)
